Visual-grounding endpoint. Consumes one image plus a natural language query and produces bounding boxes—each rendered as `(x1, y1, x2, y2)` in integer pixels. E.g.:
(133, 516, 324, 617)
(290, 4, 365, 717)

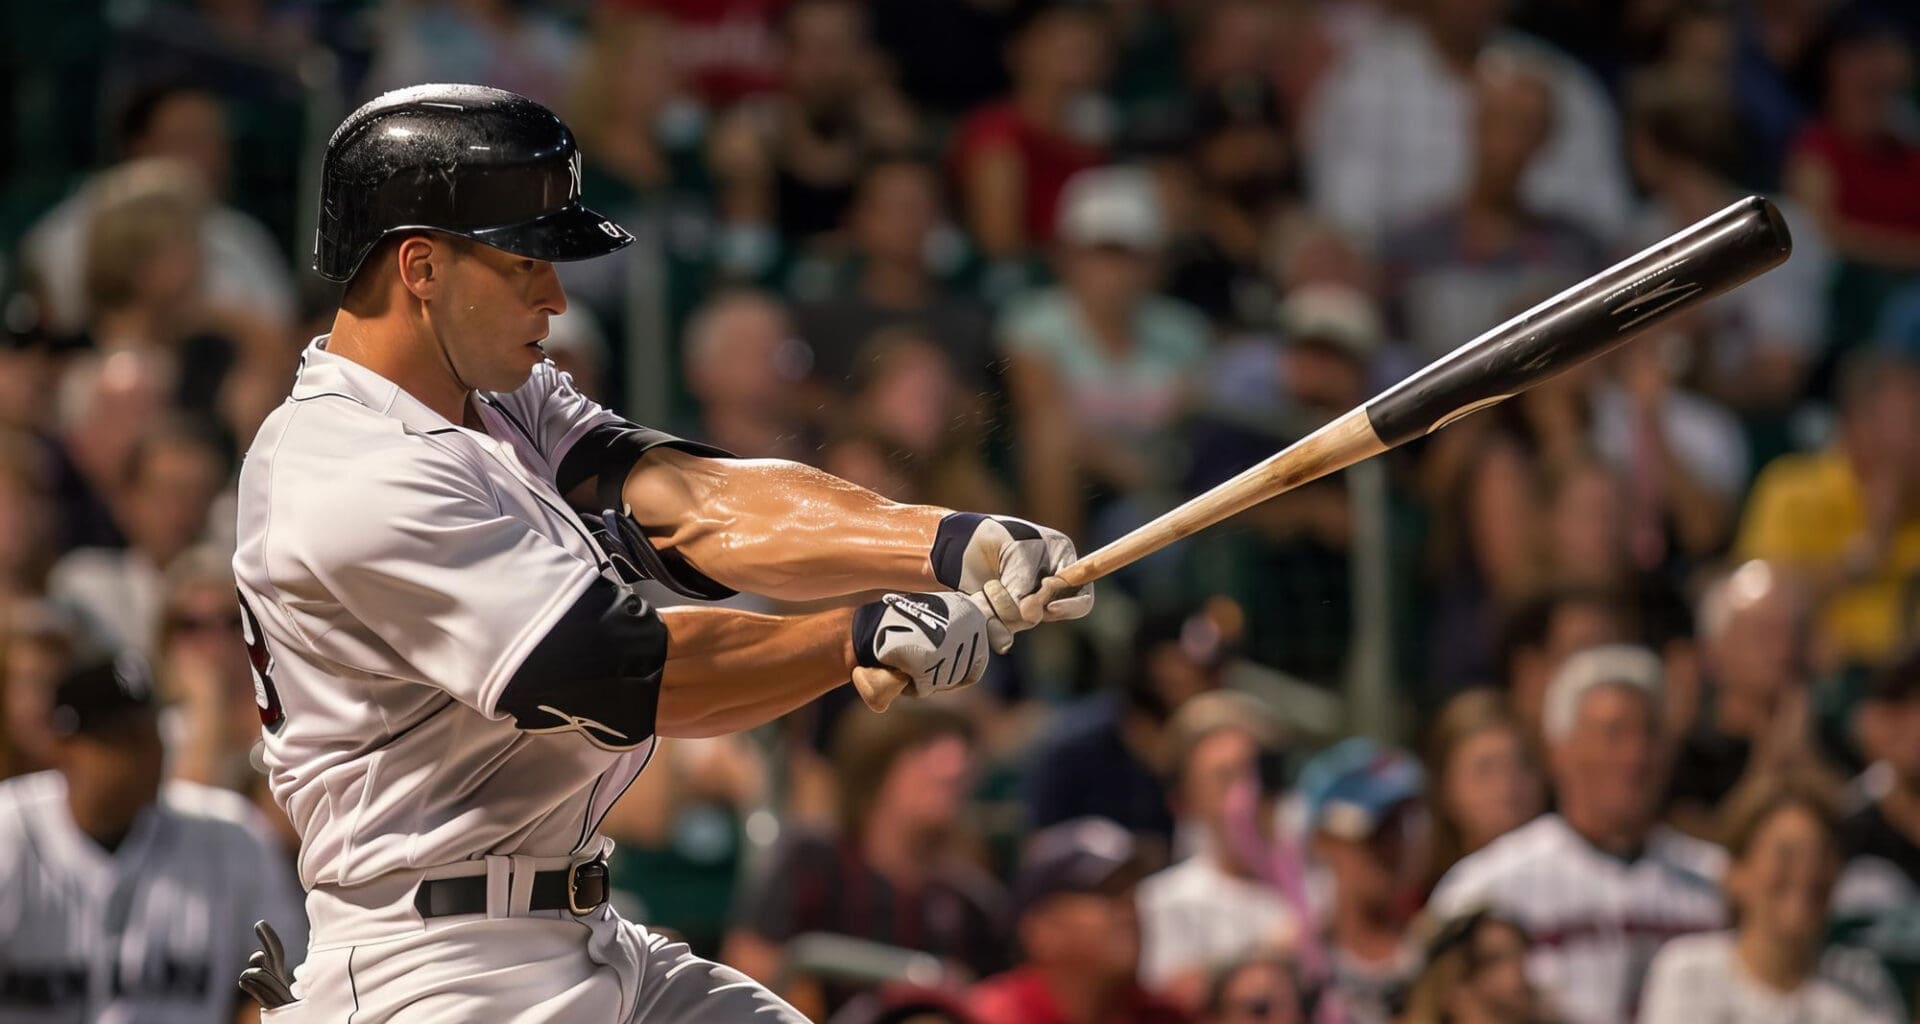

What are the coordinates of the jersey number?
(236, 591, 286, 732)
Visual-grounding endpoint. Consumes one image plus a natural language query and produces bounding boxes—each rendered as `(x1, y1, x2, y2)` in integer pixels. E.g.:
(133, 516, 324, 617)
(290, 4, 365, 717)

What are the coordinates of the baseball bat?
(853, 196, 1792, 711)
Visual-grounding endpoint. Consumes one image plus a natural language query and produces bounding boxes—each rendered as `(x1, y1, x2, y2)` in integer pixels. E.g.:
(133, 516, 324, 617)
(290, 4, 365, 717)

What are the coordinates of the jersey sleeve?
(488, 361, 729, 495)
(283, 447, 600, 716)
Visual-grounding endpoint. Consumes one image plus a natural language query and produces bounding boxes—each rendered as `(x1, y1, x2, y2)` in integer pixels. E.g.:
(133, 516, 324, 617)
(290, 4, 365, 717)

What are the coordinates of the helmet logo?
(569, 151, 583, 199)
(598, 221, 625, 239)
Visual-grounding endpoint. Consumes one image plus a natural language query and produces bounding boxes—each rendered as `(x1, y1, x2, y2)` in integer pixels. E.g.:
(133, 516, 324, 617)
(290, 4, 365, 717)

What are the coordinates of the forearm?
(627, 453, 946, 599)
(655, 606, 857, 738)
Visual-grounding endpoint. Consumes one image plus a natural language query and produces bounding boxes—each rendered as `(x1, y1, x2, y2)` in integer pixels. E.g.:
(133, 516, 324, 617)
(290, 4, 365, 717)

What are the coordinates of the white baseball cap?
(1543, 644, 1664, 742)
(1056, 166, 1165, 251)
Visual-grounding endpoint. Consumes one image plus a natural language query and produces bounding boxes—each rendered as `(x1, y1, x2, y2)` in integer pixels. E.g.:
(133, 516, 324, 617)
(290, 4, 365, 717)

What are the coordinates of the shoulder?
(1140, 297, 1212, 355)
(1431, 816, 1566, 905)
(1649, 825, 1730, 885)
(1137, 855, 1212, 905)
(1816, 943, 1902, 1001)
(1748, 450, 1847, 501)
(1649, 930, 1733, 974)
(0, 771, 63, 822)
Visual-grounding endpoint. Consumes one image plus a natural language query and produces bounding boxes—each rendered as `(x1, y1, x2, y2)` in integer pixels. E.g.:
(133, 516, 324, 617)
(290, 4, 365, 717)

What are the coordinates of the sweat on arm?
(558, 425, 949, 601)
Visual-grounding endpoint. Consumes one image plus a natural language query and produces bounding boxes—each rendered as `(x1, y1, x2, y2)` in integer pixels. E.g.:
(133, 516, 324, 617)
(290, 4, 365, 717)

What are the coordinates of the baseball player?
(229, 83, 1090, 1022)
(0, 654, 307, 1024)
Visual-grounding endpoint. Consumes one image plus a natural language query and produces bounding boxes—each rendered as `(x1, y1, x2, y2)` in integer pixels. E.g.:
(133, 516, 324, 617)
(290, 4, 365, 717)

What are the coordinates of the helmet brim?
(468, 203, 633, 264)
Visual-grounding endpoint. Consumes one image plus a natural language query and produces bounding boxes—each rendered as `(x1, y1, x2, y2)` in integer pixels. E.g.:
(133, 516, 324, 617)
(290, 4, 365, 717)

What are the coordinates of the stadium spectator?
(1667, 561, 1826, 832)
(1, 601, 79, 781)
(1137, 692, 1296, 1006)
(1161, 76, 1296, 333)
(364, 0, 580, 110)
(1784, 14, 1920, 274)
(1842, 646, 1920, 897)
(566, 7, 705, 205)
(153, 546, 255, 792)
(844, 328, 1011, 513)
(968, 817, 1188, 1024)
(1495, 588, 1632, 754)
(1736, 350, 1920, 668)
(1381, 54, 1604, 362)
(1585, 331, 1750, 567)
(0, 434, 56, 610)
(48, 416, 227, 658)
(1421, 689, 1542, 895)
(53, 347, 171, 552)
(1640, 776, 1905, 1024)
(680, 290, 816, 460)
(68, 158, 291, 443)
(951, 5, 1113, 261)
(1024, 605, 1233, 859)
(1732, 0, 1829, 189)
(711, 0, 918, 244)
(1430, 645, 1727, 1024)
(21, 79, 294, 338)
(1199, 953, 1308, 1024)
(1001, 166, 1209, 544)
(1398, 909, 1552, 1024)
(726, 704, 1008, 1017)
(793, 160, 997, 387)
(613, 0, 785, 106)
(1299, 738, 1427, 1024)
(1303, 0, 1631, 246)
(0, 655, 306, 1023)
(1625, 69, 1832, 417)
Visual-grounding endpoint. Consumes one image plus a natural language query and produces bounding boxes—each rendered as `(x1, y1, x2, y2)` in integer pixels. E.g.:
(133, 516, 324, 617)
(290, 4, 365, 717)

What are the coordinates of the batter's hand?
(931, 513, 1094, 652)
(851, 591, 992, 705)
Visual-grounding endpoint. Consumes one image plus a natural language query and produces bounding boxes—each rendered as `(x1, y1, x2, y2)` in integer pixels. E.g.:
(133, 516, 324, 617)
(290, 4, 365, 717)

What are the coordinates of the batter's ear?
(396, 235, 444, 300)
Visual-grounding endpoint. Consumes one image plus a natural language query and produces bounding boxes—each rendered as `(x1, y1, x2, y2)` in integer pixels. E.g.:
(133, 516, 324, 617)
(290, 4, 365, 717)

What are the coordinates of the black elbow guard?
(559, 422, 738, 602)
(497, 575, 667, 751)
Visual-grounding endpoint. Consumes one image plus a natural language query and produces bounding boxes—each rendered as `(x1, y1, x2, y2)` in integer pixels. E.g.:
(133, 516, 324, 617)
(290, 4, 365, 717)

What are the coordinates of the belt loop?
(507, 855, 540, 916)
(484, 856, 512, 920)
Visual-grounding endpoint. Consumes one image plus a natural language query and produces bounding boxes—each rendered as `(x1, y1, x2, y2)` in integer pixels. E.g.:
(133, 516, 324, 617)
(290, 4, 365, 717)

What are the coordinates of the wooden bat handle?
(1058, 408, 1386, 588)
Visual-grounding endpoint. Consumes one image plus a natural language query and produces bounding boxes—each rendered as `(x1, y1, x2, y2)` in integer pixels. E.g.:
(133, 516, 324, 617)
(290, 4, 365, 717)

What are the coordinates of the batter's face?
(432, 240, 569, 393)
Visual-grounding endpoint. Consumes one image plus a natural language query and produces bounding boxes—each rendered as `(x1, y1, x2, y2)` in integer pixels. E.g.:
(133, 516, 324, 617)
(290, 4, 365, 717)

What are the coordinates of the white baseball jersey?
(232, 338, 657, 891)
(0, 771, 307, 1024)
(1429, 814, 1727, 1024)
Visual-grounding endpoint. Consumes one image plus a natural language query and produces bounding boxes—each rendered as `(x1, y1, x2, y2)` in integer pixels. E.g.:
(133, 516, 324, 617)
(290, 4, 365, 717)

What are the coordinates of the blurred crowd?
(5, 0, 1920, 1021)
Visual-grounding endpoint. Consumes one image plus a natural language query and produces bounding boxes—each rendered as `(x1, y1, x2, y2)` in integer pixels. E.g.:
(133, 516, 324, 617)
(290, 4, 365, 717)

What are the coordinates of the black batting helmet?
(314, 84, 632, 283)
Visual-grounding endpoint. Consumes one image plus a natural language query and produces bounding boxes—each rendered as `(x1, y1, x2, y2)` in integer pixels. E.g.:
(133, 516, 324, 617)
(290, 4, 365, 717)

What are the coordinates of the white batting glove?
(851, 591, 993, 697)
(931, 513, 1095, 652)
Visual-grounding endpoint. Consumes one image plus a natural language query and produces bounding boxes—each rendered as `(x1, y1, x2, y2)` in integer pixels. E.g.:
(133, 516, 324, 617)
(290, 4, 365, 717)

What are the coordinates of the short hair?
(1495, 587, 1631, 685)
(830, 702, 975, 835)
(1164, 690, 1285, 790)
(1626, 68, 1742, 180)
(1717, 773, 1839, 862)
(82, 159, 207, 316)
(115, 78, 217, 156)
(1541, 644, 1662, 742)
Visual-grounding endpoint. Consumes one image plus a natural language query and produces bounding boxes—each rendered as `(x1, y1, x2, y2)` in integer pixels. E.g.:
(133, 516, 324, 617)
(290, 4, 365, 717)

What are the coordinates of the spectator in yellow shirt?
(1736, 350, 1920, 668)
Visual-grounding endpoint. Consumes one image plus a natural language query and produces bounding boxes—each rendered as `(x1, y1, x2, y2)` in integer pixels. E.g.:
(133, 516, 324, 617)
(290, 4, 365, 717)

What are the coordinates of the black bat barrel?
(1363, 195, 1793, 448)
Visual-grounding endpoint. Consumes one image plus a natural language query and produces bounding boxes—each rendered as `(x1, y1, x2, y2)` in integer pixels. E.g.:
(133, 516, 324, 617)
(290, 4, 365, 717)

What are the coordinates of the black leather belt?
(414, 858, 610, 919)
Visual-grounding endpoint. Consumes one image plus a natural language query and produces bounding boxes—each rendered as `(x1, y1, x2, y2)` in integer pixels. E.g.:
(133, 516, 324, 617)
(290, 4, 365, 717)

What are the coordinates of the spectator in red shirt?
(951, 5, 1113, 261)
(1785, 14, 1920, 273)
(969, 818, 1191, 1024)
(609, 0, 788, 106)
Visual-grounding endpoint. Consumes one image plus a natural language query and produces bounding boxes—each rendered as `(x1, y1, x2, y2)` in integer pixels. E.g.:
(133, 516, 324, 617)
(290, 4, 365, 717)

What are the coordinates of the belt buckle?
(565, 857, 609, 917)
